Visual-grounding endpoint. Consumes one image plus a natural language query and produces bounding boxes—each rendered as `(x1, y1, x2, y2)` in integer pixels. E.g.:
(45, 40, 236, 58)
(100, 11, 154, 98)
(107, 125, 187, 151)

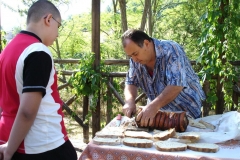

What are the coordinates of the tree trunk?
(140, 0, 151, 31)
(112, 0, 118, 26)
(215, 0, 228, 114)
(149, 0, 158, 37)
(119, 0, 128, 33)
(148, 0, 153, 36)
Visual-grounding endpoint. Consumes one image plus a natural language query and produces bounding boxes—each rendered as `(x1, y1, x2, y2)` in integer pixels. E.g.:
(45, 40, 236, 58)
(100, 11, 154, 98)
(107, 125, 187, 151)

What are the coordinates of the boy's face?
(45, 16, 61, 46)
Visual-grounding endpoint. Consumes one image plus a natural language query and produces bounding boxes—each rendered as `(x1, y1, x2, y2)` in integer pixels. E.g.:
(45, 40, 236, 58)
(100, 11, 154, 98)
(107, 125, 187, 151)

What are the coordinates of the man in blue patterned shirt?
(122, 29, 205, 127)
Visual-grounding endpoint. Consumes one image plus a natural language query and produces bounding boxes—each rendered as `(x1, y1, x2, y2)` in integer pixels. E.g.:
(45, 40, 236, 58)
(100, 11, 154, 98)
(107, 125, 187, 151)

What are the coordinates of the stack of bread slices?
(92, 115, 219, 153)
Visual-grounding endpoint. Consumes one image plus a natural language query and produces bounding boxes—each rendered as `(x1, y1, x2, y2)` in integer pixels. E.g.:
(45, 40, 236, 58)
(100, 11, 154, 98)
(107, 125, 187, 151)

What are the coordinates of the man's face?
(123, 39, 151, 65)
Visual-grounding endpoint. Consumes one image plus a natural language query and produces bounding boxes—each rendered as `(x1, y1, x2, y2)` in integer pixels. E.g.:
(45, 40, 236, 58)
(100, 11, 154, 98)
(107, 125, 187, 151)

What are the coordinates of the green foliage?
(68, 53, 108, 123)
(0, 31, 7, 52)
(198, 0, 240, 109)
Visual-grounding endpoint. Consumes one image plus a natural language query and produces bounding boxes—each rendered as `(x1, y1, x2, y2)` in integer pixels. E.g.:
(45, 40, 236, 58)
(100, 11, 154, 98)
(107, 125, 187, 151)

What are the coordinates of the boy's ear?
(44, 14, 52, 26)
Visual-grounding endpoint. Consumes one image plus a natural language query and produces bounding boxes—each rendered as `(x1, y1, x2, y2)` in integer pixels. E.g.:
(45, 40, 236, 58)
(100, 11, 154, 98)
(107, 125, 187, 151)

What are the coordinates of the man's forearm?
(124, 85, 138, 103)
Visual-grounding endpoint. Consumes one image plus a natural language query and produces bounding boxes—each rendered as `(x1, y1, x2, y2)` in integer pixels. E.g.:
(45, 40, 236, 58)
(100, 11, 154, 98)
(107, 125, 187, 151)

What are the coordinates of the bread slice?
(167, 138, 191, 144)
(92, 137, 121, 145)
(175, 132, 200, 143)
(95, 127, 125, 138)
(126, 125, 149, 132)
(199, 120, 216, 130)
(153, 128, 176, 141)
(123, 137, 153, 148)
(188, 118, 206, 129)
(155, 141, 187, 152)
(124, 131, 152, 139)
(187, 143, 219, 153)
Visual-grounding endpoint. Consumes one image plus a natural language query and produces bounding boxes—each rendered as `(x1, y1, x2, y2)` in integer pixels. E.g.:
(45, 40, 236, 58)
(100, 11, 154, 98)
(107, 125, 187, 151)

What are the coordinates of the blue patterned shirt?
(125, 38, 206, 118)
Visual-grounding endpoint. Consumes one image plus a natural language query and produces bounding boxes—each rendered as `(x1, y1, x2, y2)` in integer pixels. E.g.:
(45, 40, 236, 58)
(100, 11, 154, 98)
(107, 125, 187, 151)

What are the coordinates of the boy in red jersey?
(0, 1, 77, 160)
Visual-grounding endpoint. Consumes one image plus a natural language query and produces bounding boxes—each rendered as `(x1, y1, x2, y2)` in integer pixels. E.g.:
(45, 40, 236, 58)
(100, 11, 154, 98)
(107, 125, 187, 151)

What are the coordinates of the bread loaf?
(187, 143, 219, 153)
(155, 141, 187, 152)
(136, 109, 189, 132)
(123, 137, 153, 148)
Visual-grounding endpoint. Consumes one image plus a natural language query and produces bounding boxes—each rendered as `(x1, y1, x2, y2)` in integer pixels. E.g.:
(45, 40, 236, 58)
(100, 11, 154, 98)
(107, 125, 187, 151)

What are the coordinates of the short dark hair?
(122, 29, 152, 48)
(27, 0, 60, 24)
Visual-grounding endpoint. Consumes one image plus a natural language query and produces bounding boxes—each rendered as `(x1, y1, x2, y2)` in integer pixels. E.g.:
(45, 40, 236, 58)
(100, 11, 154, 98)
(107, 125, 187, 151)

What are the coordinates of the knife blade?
(133, 117, 138, 128)
(116, 114, 122, 127)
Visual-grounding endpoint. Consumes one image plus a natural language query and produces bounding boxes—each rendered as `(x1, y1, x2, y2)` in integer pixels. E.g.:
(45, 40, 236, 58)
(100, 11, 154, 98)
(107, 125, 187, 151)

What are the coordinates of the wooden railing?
(55, 59, 240, 143)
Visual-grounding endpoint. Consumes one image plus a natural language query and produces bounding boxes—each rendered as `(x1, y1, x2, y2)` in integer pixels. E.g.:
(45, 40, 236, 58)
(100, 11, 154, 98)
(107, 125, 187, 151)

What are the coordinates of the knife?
(116, 114, 122, 127)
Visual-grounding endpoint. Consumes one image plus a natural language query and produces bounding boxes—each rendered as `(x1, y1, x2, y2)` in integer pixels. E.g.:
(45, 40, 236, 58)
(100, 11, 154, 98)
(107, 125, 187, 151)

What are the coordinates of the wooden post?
(92, 0, 101, 138)
(106, 77, 113, 124)
(83, 96, 89, 143)
(232, 78, 240, 111)
(202, 80, 211, 117)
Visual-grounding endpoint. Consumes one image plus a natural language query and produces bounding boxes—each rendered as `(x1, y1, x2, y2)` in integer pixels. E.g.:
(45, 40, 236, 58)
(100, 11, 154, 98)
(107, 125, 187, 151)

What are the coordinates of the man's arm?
(4, 92, 42, 160)
(123, 84, 138, 117)
(137, 85, 183, 127)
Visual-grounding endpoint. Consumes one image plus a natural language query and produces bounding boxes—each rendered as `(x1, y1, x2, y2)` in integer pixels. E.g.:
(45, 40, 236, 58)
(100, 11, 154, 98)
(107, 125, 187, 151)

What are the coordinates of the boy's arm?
(4, 92, 42, 159)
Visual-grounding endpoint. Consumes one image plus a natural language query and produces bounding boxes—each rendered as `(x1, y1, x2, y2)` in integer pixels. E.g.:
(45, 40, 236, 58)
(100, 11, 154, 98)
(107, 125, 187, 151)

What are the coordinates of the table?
(79, 114, 240, 160)
(79, 139, 240, 160)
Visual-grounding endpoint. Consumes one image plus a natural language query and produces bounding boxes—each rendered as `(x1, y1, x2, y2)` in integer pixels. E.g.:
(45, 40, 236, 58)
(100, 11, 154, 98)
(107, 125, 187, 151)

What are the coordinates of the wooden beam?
(53, 59, 240, 66)
(62, 103, 88, 128)
(107, 81, 125, 106)
(58, 83, 69, 90)
(135, 93, 146, 103)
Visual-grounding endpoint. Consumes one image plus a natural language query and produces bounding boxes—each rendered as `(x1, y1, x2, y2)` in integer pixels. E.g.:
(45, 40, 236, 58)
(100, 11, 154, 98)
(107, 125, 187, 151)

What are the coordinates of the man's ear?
(143, 39, 150, 47)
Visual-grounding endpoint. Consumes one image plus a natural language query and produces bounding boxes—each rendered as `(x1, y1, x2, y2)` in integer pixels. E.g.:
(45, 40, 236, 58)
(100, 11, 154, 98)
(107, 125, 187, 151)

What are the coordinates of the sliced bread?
(187, 143, 219, 153)
(123, 137, 153, 148)
(175, 132, 200, 143)
(124, 131, 152, 139)
(92, 137, 121, 145)
(153, 128, 176, 141)
(188, 118, 206, 129)
(199, 120, 216, 130)
(95, 127, 125, 138)
(155, 141, 187, 152)
(126, 125, 149, 132)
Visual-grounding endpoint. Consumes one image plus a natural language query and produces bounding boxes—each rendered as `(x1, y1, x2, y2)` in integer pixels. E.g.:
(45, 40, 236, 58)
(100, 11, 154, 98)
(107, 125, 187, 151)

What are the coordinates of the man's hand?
(0, 143, 11, 160)
(123, 102, 136, 118)
(136, 105, 158, 127)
